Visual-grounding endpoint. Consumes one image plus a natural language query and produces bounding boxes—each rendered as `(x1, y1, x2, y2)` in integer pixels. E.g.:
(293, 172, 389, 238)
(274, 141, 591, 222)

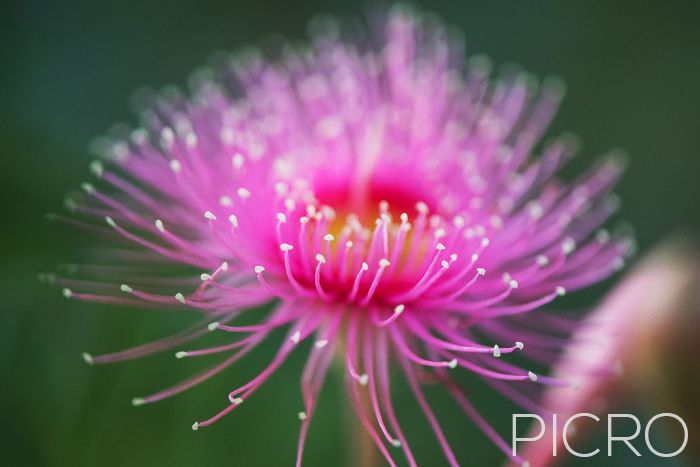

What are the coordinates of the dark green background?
(2, 1, 698, 466)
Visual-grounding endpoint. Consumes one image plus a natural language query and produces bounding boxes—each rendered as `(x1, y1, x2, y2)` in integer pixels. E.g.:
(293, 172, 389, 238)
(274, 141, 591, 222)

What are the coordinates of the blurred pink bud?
(512, 235, 700, 466)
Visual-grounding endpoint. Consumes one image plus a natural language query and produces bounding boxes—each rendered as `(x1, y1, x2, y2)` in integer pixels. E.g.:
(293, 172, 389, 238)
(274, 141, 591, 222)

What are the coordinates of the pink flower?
(55, 7, 631, 466)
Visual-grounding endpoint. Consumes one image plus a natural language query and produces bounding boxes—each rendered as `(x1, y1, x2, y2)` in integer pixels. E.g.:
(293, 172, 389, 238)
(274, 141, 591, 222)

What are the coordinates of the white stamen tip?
(228, 214, 239, 228)
(290, 331, 301, 344)
(441, 260, 450, 269)
(169, 159, 182, 172)
(175, 351, 188, 359)
(562, 238, 576, 254)
(200, 273, 212, 281)
(596, 229, 611, 244)
(391, 439, 402, 448)
(276, 212, 286, 223)
(509, 280, 519, 289)
(204, 211, 217, 221)
(415, 201, 429, 214)
(132, 397, 145, 407)
(62, 288, 73, 298)
(358, 374, 369, 386)
(191, 422, 199, 431)
(493, 345, 501, 357)
(81, 352, 94, 365)
(324, 233, 334, 242)
(155, 219, 165, 232)
(38, 273, 56, 284)
(254, 265, 265, 274)
(89, 160, 104, 178)
(481, 237, 491, 247)
(314, 339, 328, 349)
(528, 371, 538, 382)
(345, 240, 353, 248)
(220, 261, 229, 271)
(515, 341, 525, 350)
(208, 322, 220, 331)
(161, 128, 175, 145)
(174, 293, 186, 304)
(280, 243, 294, 252)
(361, 262, 369, 271)
(232, 153, 244, 169)
(394, 304, 405, 315)
(315, 253, 326, 264)
(528, 203, 544, 219)
(237, 187, 251, 199)
(448, 359, 458, 369)
(231, 397, 243, 405)
(120, 284, 133, 293)
(556, 286, 566, 296)
(536, 255, 550, 266)
(62, 199, 77, 213)
(614, 257, 626, 271)
(105, 216, 116, 228)
(436, 242, 446, 251)
(477, 267, 486, 276)
(219, 195, 233, 207)
(379, 258, 391, 268)
(81, 182, 96, 194)
(298, 411, 308, 420)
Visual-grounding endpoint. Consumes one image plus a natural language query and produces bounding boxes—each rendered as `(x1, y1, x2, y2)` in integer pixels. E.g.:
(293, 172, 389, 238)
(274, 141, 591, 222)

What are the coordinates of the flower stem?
(335, 336, 378, 467)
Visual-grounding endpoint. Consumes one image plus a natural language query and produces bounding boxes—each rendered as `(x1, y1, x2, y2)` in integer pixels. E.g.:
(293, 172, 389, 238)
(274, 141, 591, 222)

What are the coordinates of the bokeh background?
(2, 1, 699, 466)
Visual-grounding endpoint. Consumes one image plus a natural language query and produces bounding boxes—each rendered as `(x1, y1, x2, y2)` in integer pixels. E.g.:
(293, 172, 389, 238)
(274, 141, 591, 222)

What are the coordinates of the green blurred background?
(2, 1, 699, 466)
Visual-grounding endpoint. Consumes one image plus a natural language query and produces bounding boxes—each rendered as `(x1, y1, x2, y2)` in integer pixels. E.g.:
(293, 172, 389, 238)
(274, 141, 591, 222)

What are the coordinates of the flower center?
(265, 175, 489, 311)
(314, 178, 437, 229)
